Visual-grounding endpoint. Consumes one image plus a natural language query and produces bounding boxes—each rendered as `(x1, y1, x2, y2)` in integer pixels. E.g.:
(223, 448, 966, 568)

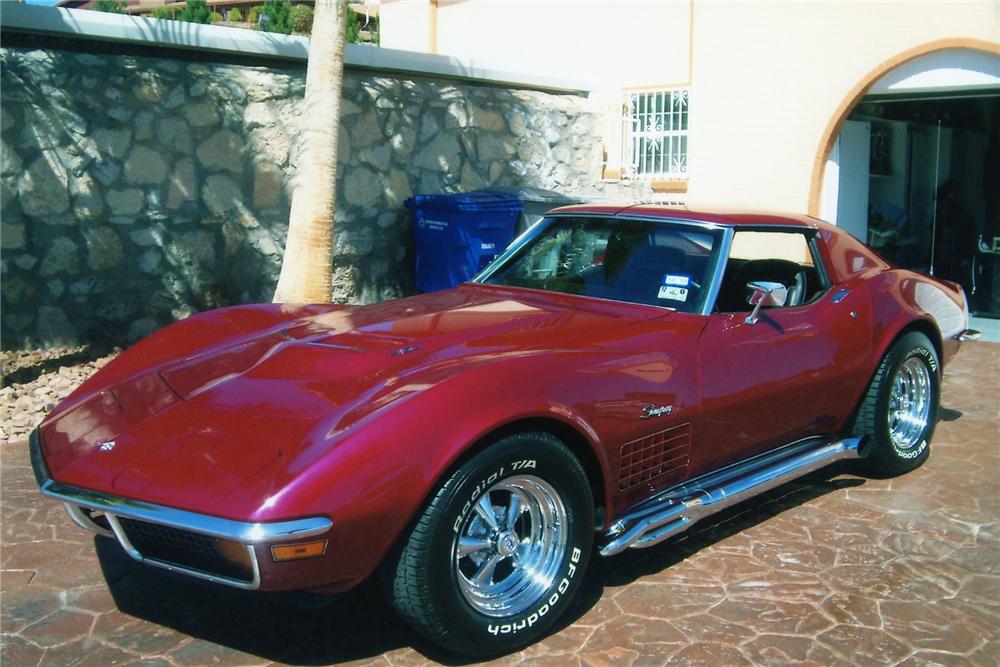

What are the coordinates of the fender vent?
(619, 423, 691, 491)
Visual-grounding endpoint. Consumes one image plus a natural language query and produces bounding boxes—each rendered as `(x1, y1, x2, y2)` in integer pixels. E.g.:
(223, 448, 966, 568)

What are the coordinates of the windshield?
(478, 216, 723, 314)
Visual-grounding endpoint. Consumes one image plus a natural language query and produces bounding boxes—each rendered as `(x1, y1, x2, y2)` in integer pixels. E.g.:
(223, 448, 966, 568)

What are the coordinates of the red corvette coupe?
(31, 205, 979, 655)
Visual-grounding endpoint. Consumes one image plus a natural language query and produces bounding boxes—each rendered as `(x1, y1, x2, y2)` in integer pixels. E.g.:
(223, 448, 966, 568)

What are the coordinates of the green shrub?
(150, 6, 174, 20)
(248, 6, 262, 25)
(178, 0, 211, 24)
(258, 0, 292, 34)
(289, 4, 313, 34)
(227, 8, 243, 22)
(343, 8, 379, 44)
(209, 11, 223, 23)
(345, 7, 360, 43)
(94, 0, 127, 13)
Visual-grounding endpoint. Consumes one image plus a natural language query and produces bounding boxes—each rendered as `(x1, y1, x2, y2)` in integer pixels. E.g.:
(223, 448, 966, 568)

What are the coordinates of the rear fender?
(866, 270, 965, 370)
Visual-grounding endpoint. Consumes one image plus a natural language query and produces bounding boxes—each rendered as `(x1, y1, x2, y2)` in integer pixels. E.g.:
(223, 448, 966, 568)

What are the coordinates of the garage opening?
(820, 48, 1000, 320)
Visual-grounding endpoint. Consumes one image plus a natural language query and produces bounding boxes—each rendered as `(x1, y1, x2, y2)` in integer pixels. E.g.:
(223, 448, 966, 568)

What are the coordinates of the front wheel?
(386, 432, 594, 656)
(853, 331, 940, 476)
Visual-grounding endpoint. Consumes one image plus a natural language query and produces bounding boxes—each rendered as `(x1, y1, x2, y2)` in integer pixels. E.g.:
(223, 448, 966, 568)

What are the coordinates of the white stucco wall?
(380, 0, 692, 90)
(377, 1, 998, 215)
(685, 1, 999, 214)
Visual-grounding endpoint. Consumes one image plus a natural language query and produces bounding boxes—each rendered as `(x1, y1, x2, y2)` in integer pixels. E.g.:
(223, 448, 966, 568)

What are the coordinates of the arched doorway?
(812, 42, 1000, 317)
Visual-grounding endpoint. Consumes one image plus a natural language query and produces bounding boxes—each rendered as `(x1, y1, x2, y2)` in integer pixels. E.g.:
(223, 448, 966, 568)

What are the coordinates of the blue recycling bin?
(406, 191, 523, 292)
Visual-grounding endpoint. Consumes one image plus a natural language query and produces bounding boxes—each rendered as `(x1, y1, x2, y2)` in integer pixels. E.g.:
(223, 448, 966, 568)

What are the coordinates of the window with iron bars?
(622, 89, 689, 180)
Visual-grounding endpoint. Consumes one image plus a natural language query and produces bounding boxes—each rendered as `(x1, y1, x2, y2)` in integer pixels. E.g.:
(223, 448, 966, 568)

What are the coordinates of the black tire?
(387, 432, 594, 657)
(853, 331, 940, 476)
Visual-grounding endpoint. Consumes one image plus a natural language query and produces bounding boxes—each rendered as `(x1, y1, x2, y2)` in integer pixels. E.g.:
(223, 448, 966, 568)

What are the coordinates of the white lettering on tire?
(897, 440, 928, 459)
(891, 349, 934, 461)
(453, 465, 505, 533)
(910, 346, 938, 373)
(487, 547, 582, 636)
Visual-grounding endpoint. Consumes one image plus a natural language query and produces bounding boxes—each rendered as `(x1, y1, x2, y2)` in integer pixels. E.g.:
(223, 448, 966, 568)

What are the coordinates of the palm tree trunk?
(273, 0, 347, 303)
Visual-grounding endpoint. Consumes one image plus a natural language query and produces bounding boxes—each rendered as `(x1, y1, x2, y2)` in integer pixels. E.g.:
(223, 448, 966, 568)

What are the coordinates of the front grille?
(118, 517, 253, 582)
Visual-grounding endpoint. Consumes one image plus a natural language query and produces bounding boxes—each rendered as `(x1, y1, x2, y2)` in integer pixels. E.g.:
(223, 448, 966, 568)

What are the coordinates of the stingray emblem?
(97, 440, 116, 452)
(640, 405, 673, 420)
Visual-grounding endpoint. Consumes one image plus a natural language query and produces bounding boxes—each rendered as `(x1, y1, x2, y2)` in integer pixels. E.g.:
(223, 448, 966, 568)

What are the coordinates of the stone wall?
(1, 43, 642, 350)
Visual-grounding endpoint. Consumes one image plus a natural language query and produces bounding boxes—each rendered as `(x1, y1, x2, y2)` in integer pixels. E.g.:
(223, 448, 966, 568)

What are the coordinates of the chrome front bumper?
(30, 430, 332, 590)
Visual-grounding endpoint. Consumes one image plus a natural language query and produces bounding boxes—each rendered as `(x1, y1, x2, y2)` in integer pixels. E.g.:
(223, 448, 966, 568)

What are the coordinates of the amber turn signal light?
(271, 540, 328, 562)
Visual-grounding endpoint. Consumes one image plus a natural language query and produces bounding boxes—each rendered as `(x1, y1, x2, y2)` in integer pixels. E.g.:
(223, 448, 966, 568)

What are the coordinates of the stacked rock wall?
(1, 43, 641, 349)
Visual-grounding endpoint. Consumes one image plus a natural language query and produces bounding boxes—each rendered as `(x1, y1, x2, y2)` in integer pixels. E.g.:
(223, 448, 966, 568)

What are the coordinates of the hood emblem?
(97, 440, 116, 452)
(640, 405, 673, 420)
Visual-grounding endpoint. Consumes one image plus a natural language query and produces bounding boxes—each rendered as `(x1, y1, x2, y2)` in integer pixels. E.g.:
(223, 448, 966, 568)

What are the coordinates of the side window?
(714, 230, 828, 313)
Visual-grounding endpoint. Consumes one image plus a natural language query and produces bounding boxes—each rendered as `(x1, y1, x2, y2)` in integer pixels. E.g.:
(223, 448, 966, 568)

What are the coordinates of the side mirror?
(745, 281, 787, 325)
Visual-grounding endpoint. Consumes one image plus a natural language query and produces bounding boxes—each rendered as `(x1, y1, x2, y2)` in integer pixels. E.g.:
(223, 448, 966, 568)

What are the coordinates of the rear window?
(729, 231, 814, 265)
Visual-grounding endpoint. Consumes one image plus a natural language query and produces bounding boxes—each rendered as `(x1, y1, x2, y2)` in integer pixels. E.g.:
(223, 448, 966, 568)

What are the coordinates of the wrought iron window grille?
(622, 89, 690, 181)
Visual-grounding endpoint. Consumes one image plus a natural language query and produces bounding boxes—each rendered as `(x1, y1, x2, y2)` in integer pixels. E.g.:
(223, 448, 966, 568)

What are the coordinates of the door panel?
(694, 286, 872, 477)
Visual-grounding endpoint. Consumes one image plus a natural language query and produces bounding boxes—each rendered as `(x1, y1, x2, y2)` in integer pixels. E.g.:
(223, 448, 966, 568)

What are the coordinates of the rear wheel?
(853, 331, 939, 475)
(387, 432, 593, 656)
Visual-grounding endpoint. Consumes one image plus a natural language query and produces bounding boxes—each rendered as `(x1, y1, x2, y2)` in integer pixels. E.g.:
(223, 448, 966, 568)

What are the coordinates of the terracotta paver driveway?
(2, 343, 998, 666)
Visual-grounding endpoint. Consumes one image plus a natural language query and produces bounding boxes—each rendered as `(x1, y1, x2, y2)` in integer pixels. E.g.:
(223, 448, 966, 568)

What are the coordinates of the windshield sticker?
(663, 274, 691, 287)
(658, 285, 689, 301)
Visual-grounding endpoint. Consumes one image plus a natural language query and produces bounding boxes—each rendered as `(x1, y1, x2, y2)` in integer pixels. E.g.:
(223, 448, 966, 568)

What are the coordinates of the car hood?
(39, 284, 661, 515)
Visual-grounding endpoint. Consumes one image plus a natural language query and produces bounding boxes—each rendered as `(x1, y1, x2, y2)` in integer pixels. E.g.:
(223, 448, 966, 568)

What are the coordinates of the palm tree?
(273, 0, 347, 303)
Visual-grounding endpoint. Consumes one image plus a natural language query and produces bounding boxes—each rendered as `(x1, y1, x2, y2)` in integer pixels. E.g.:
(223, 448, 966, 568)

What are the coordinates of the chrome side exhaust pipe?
(600, 436, 868, 557)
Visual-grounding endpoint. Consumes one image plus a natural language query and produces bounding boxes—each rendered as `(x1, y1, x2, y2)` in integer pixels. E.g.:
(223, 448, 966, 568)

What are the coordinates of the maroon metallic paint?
(36, 206, 971, 594)
(697, 286, 874, 476)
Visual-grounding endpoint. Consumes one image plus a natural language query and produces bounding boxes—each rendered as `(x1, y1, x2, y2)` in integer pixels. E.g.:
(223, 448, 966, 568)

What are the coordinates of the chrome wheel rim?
(453, 475, 567, 617)
(888, 357, 932, 452)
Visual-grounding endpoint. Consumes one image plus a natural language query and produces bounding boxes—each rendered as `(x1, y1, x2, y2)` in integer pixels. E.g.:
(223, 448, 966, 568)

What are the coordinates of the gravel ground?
(0, 346, 119, 442)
